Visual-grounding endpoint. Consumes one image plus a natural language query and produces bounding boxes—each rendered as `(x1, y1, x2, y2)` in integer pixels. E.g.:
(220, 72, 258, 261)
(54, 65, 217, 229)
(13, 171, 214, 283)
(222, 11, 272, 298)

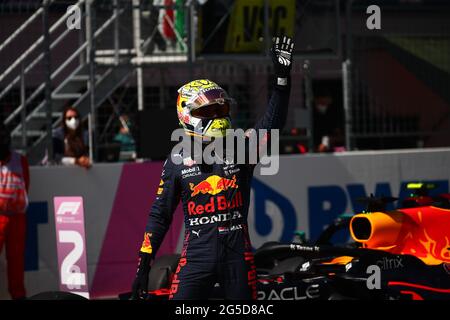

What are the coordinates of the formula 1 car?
(402, 182, 450, 209)
(119, 183, 450, 301)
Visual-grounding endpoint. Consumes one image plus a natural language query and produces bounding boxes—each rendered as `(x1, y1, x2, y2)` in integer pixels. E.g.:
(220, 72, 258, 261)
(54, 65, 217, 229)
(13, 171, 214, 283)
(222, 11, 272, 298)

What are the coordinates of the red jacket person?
(0, 123, 29, 299)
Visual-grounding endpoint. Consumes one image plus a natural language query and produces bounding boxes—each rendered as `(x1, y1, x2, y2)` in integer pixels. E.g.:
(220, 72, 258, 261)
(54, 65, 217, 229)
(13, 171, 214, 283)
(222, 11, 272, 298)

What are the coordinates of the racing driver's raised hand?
(271, 35, 294, 86)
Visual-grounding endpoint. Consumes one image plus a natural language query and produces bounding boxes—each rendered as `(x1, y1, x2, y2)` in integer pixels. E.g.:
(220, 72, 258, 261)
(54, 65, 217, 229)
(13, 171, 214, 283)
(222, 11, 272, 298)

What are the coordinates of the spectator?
(0, 122, 29, 300)
(53, 106, 91, 169)
(113, 114, 136, 161)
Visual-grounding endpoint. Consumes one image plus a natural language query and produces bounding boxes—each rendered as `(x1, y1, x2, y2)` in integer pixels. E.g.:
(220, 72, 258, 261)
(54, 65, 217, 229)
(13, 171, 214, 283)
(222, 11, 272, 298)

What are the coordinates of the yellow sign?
(225, 0, 295, 53)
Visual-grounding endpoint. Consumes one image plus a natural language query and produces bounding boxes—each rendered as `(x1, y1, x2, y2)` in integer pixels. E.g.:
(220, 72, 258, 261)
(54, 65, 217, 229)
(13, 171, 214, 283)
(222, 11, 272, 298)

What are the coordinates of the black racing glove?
(271, 35, 295, 85)
(130, 252, 152, 300)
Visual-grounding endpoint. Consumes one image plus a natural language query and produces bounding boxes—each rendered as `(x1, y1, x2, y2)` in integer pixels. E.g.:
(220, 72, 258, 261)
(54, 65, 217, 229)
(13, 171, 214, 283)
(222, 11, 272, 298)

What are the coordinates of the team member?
(131, 36, 294, 300)
(0, 123, 29, 299)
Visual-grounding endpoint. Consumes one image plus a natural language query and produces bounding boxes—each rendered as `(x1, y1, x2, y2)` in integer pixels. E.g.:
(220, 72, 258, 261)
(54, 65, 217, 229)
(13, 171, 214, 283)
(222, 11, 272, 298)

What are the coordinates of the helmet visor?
(188, 88, 233, 116)
(191, 103, 230, 119)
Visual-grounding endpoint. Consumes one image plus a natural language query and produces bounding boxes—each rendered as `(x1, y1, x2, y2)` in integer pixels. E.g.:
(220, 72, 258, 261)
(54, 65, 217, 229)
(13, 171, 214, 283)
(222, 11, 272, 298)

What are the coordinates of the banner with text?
(53, 197, 89, 299)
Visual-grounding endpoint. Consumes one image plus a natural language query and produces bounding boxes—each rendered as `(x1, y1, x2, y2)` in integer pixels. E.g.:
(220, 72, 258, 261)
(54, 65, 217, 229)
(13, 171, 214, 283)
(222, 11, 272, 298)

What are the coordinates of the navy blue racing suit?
(140, 79, 291, 300)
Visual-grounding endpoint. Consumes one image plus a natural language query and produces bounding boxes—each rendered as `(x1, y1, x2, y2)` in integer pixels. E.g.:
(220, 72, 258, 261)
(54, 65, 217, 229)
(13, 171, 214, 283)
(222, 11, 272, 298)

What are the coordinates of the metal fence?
(1, 0, 449, 164)
(346, 2, 450, 149)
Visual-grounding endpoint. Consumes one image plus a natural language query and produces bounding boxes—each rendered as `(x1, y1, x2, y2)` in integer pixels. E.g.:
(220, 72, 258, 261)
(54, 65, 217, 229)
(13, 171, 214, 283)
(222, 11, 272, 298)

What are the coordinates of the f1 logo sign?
(53, 197, 89, 299)
(56, 202, 81, 215)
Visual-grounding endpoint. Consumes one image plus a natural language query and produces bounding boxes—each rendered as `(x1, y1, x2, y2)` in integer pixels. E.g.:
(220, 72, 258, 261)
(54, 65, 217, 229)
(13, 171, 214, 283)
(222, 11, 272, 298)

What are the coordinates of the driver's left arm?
(253, 36, 294, 132)
(253, 77, 291, 132)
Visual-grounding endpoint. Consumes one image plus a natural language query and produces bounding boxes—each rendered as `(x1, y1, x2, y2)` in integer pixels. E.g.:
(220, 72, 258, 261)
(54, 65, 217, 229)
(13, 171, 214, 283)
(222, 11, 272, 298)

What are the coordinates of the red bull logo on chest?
(188, 191, 243, 216)
(189, 175, 237, 197)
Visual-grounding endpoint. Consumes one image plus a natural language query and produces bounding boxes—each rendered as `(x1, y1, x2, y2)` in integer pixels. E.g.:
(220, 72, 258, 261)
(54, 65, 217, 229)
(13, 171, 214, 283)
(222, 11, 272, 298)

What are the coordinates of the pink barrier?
(90, 162, 183, 298)
(53, 197, 90, 299)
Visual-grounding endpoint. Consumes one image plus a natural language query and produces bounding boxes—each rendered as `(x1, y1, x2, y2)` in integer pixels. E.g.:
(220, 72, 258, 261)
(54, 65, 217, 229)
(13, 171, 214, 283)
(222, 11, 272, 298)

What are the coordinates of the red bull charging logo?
(140, 232, 153, 254)
(189, 175, 237, 197)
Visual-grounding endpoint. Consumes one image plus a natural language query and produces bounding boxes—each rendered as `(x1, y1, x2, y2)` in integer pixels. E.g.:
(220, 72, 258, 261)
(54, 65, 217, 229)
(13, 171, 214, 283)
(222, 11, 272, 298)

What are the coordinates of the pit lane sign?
(53, 197, 90, 299)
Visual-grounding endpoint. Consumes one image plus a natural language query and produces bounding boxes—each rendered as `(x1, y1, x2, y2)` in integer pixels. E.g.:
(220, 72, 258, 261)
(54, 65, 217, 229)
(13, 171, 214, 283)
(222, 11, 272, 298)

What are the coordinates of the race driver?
(131, 36, 294, 300)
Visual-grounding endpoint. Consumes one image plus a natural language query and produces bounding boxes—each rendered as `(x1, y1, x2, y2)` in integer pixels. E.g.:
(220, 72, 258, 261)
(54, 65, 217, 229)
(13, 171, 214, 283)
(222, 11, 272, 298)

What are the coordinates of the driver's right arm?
(131, 158, 180, 299)
(141, 158, 181, 258)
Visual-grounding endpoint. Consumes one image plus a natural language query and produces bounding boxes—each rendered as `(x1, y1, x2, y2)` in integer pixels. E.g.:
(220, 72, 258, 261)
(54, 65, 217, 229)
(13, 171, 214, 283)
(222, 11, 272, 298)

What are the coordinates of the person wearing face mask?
(52, 106, 91, 168)
(0, 122, 29, 300)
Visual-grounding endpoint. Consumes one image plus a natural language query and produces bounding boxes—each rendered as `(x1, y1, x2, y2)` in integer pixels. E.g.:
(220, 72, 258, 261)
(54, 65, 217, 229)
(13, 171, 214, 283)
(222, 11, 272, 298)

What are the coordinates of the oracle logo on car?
(257, 284, 321, 300)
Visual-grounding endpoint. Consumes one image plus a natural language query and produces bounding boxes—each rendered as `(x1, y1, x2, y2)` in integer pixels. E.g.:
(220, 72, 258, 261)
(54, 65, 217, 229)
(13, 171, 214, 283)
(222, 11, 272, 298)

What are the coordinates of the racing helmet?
(176, 79, 234, 139)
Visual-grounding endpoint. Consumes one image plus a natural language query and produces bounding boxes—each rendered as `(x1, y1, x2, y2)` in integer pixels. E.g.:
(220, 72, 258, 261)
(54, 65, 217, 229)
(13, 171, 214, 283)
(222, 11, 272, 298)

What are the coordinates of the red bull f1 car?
(118, 183, 450, 300)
